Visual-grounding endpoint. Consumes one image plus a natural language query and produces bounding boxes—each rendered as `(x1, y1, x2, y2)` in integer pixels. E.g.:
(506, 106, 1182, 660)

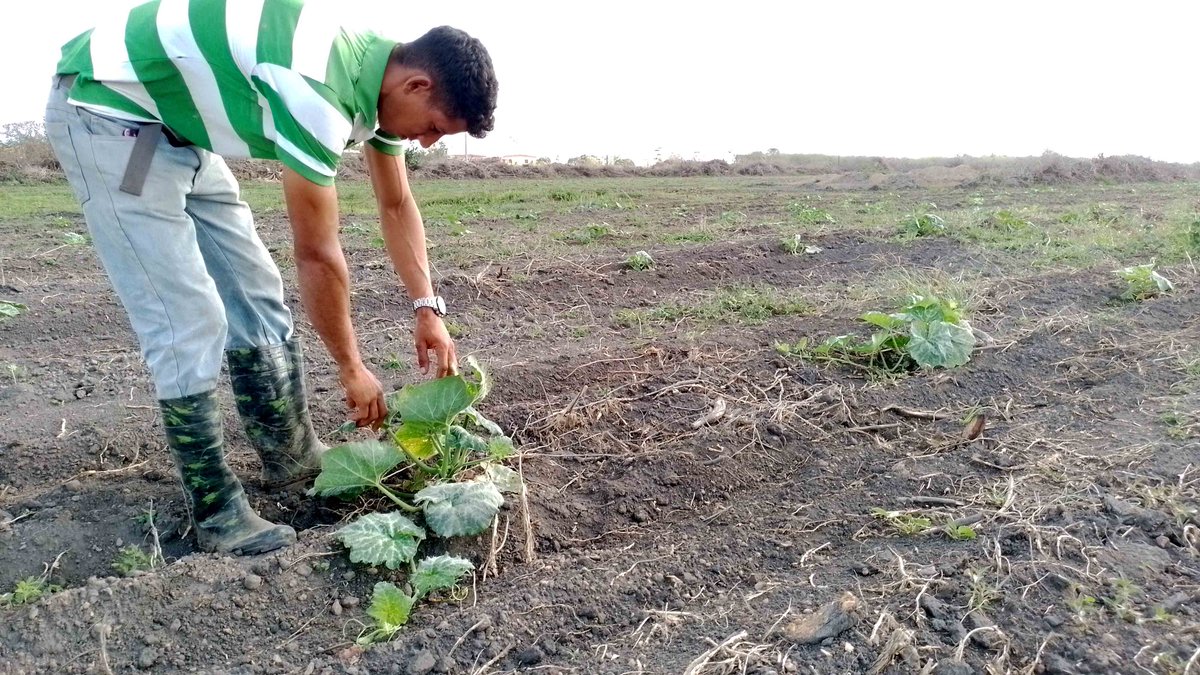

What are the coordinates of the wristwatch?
(412, 295, 447, 316)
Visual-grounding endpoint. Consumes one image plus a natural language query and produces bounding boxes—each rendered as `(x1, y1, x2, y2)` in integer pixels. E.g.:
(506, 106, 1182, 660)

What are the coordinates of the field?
(1, 174, 1199, 674)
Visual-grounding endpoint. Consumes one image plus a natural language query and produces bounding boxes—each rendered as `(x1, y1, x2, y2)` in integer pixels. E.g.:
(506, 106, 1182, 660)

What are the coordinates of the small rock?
(407, 649, 437, 675)
(1100, 633, 1119, 647)
(474, 615, 492, 632)
(341, 595, 360, 608)
(331, 599, 343, 616)
(242, 574, 263, 591)
(515, 646, 544, 666)
(966, 611, 1004, 650)
(632, 509, 650, 523)
(1156, 535, 1172, 549)
(141, 470, 166, 482)
(169, 618, 182, 632)
(138, 648, 158, 669)
(1045, 614, 1065, 628)
(294, 563, 313, 577)
(933, 661, 974, 675)
(342, 571, 356, 581)
(434, 656, 456, 673)
(65, 480, 83, 493)
(780, 592, 859, 644)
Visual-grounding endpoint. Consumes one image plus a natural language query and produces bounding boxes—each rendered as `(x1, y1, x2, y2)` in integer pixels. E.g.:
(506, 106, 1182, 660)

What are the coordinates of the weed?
(4, 363, 24, 384)
(618, 285, 810, 328)
(383, 354, 408, 372)
(985, 210, 1032, 232)
(444, 321, 465, 339)
(1115, 263, 1172, 300)
(789, 203, 836, 226)
(1066, 584, 1099, 617)
(967, 568, 1000, 612)
(667, 231, 714, 244)
(63, 232, 89, 245)
(1103, 578, 1140, 622)
(560, 224, 614, 245)
(871, 508, 931, 536)
(1, 576, 62, 606)
(779, 234, 822, 255)
(944, 523, 977, 541)
(112, 546, 156, 576)
(625, 250, 655, 271)
(900, 205, 945, 237)
(1057, 211, 1082, 224)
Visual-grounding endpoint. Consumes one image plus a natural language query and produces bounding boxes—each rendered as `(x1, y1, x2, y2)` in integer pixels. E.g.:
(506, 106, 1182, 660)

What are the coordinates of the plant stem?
(376, 483, 419, 512)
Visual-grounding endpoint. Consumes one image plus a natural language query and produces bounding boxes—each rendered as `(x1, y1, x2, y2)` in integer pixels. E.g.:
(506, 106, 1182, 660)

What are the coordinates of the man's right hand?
(339, 362, 386, 429)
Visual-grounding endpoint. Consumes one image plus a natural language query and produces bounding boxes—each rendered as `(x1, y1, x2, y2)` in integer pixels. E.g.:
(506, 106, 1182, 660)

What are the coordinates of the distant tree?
(767, 148, 780, 156)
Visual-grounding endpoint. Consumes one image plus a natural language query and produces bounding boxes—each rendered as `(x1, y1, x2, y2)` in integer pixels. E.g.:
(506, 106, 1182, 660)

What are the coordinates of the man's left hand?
(414, 310, 458, 378)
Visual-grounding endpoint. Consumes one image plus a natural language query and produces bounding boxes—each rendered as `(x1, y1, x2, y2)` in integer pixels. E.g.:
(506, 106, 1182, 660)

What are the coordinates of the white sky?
(3, 0, 1198, 164)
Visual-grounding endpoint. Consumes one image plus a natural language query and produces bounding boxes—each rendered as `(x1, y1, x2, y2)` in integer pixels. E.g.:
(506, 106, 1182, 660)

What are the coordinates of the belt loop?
(119, 123, 163, 196)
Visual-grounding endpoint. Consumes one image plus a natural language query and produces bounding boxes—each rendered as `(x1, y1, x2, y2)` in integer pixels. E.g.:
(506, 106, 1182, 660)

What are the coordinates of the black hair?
(396, 26, 497, 138)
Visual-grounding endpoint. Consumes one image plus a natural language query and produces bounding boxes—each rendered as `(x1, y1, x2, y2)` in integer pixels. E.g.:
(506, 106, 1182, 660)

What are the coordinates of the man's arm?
(281, 167, 386, 427)
(364, 144, 458, 377)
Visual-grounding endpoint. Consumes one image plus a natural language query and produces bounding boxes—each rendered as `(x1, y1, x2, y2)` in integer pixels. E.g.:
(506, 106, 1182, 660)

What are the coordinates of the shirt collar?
(353, 35, 397, 129)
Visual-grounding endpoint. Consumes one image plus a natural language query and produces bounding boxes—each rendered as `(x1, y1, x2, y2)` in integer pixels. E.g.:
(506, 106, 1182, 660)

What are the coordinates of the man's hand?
(415, 310, 458, 377)
(340, 362, 386, 428)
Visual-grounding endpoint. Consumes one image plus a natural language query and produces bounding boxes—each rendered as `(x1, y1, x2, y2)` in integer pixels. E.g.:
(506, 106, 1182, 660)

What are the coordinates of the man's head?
(378, 26, 498, 148)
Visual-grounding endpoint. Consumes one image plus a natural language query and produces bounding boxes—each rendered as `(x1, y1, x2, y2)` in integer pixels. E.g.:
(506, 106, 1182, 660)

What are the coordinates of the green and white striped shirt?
(56, 0, 404, 185)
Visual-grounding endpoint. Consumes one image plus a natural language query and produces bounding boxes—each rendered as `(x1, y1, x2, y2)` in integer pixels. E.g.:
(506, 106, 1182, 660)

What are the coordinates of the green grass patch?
(615, 285, 811, 328)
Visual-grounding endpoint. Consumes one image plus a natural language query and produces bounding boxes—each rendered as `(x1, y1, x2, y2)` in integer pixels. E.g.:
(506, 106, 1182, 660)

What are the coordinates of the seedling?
(112, 546, 155, 576)
(1115, 263, 1172, 301)
(871, 508, 931, 536)
(4, 363, 23, 384)
(1104, 578, 1140, 623)
(310, 357, 524, 640)
(63, 232, 88, 245)
(778, 294, 976, 375)
(625, 250, 655, 271)
(789, 204, 836, 226)
(1066, 584, 1099, 617)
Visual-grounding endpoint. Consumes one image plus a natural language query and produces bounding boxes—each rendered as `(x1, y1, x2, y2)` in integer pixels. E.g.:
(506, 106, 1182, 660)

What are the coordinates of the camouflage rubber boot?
(227, 339, 327, 488)
(160, 391, 296, 555)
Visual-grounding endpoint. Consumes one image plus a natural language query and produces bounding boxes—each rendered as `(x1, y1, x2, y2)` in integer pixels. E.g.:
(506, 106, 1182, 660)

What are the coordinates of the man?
(43, 0, 498, 556)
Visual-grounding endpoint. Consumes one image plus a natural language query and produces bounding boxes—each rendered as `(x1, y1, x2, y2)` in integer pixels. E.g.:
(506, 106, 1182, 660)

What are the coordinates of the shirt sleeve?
(368, 131, 405, 156)
(251, 64, 353, 186)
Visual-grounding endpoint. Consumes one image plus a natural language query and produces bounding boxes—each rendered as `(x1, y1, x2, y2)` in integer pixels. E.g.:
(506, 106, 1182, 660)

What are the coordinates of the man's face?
(379, 75, 468, 148)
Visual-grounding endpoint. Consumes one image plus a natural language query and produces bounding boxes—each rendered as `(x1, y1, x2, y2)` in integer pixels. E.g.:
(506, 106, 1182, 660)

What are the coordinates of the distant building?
(499, 154, 538, 166)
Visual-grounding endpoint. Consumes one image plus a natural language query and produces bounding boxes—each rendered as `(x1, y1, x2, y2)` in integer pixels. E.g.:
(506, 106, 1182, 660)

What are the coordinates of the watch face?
(435, 296, 447, 315)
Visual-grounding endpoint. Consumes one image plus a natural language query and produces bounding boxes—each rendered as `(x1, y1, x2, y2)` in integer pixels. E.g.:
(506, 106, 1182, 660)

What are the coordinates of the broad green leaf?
(337, 513, 425, 569)
(447, 425, 489, 455)
(312, 441, 405, 497)
(464, 355, 491, 401)
(462, 406, 504, 436)
(389, 377, 480, 426)
(416, 481, 504, 537)
(410, 555, 474, 598)
(393, 420, 444, 461)
(0, 301, 26, 319)
(482, 463, 524, 494)
(368, 581, 415, 630)
(907, 320, 975, 369)
(860, 311, 904, 331)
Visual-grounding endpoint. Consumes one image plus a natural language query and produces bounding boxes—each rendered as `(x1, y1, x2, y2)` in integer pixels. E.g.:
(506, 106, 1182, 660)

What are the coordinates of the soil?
(1, 177, 1198, 674)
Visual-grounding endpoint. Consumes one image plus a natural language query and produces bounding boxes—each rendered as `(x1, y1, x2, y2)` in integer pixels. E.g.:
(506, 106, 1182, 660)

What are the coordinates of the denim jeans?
(44, 77, 294, 399)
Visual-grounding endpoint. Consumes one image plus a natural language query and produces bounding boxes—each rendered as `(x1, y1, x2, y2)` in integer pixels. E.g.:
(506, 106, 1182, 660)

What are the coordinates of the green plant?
(777, 294, 975, 374)
(112, 546, 155, 576)
(358, 556, 473, 644)
(1, 576, 62, 606)
(4, 363, 23, 384)
(63, 232, 88, 245)
(1104, 578, 1140, 622)
(871, 508, 931, 536)
(310, 358, 523, 639)
(1115, 263, 1173, 300)
(967, 568, 1000, 612)
(789, 204, 836, 225)
(900, 205, 945, 236)
(986, 210, 1032, 232)
(625, 250, 655, 271)
(780, 234, 822, 255)
(0, 301, 26, 319)
(944, 523, 977, 541)
(1066, 584, 1099, 616)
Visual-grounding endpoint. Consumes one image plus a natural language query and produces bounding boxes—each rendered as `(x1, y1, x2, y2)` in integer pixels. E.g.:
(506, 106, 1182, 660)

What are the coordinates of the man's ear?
(402, 74, 433, 95)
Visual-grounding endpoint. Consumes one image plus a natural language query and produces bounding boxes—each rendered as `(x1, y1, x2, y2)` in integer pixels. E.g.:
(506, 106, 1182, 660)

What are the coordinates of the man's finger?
(416, 341, 429, 374)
